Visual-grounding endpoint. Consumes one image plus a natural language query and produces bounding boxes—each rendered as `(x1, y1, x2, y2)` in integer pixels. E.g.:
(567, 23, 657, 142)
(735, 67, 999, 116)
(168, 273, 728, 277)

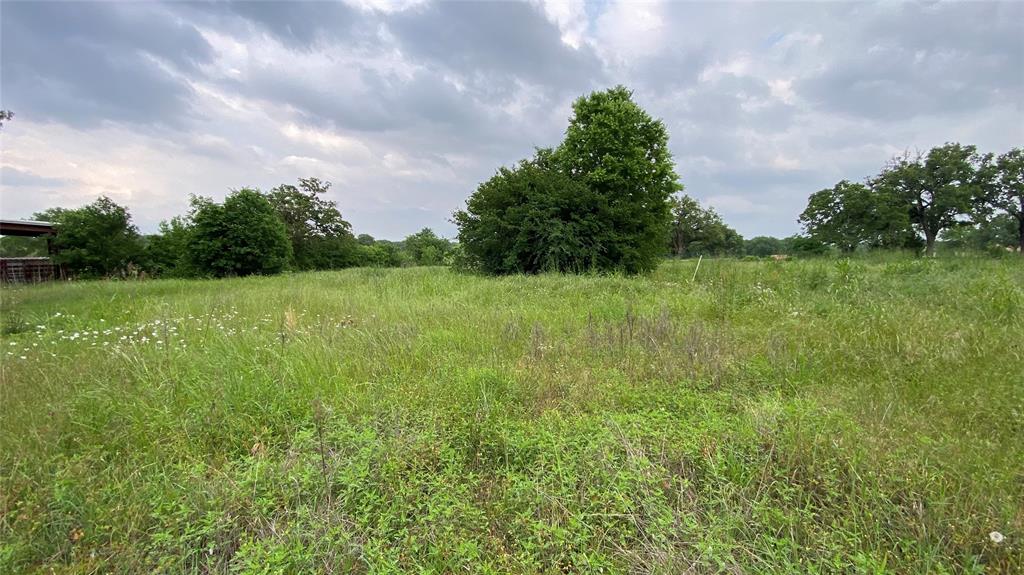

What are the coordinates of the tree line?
(800, 145, 1022, 256)
(0, 178, 456, 278)
(3, 88, 1019, 279)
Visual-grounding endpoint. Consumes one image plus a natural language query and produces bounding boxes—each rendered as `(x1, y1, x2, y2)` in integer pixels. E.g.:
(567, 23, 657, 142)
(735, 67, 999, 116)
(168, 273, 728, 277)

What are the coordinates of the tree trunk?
(1018, 214, 1024, 255)
(924, 229, 937, 257)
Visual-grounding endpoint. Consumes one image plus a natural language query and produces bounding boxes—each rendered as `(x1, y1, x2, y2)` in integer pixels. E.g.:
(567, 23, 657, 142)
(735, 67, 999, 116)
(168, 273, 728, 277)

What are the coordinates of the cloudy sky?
(1, 1, 1021, 239)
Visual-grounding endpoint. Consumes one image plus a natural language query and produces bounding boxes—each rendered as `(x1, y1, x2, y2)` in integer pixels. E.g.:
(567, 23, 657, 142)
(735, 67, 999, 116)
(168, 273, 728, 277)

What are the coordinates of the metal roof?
(0, 219, 56, 237)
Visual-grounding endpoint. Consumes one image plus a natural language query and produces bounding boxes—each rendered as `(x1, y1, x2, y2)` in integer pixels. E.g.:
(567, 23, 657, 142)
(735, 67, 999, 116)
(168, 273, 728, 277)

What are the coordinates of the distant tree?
(0, 110, 12, 130)
(667, 194, 743, 257)
(188, 189, 291, 277)
(403, 228, 453, 266)
(980, 148, 1024, 253)
(358, 240, 407, 267)
(872, 144, 987, 256)
(799, 180, 913, 252)
(745, 236, 785, 257)
(455, 150, 604, 274)
(356, 233, 376, 246)
(141, 216, 193, 277)
(0, 236, 47, 257)
(941, 214, 1017, 252)
(37, 197, 140, 277)
(786, 234, 829, 256)
(264, 177, 358, 269)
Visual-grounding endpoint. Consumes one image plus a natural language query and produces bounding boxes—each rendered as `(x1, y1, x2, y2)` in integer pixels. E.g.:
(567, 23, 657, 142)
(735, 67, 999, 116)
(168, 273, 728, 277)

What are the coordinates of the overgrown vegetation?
(2, 257, 1021, 573)
(456, 86, 681, 274)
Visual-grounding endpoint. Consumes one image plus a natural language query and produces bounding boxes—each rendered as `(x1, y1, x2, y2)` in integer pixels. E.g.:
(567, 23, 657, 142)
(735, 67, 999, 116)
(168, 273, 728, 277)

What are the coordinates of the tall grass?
(1, 257, 1021, 573)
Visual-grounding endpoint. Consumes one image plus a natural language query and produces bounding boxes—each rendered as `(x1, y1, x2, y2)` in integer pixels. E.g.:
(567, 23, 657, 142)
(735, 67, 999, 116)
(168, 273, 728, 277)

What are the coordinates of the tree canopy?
(456, 86, 681, 274)
(872, 144, 986, 256)
(799, 180, 913, 252)
(667, 194, 743, 257)
(39, 196, 140, 277)
(982, 148, 1023, 252)
(187, 189, 292, 277)
(264, 178, 358, 270)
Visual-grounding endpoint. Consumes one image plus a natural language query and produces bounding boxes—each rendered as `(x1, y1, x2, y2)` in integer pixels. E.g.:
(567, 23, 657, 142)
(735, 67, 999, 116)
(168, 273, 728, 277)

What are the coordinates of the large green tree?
(982, 148, 1024, 253)
(799, 180, 913, 252)
(38, 196, 140, 277)
(558, 86, 681, 273)
(456, 86, 681, 274)
(667, 194, 743, 257)
(872, 143, 986, 256)
(263, 178, 358, 270)
(188, 190, 291, 277)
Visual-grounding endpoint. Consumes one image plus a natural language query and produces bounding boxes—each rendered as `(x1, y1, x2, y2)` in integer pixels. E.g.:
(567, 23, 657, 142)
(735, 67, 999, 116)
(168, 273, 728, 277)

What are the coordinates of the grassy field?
(1, 257, 1022, 574)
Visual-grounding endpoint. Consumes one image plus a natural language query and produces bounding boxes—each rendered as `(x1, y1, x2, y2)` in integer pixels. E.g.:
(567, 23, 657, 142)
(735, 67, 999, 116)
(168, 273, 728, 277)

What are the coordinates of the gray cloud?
(1, 0, 1021, 240)
(797, 2, 1024, 121)
(1, 1, 213, 128)
(1, 166, 70, 188)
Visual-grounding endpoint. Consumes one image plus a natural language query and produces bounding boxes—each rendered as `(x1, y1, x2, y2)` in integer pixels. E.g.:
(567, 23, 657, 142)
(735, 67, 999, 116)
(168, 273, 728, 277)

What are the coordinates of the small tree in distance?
(667, 194, 743, 257)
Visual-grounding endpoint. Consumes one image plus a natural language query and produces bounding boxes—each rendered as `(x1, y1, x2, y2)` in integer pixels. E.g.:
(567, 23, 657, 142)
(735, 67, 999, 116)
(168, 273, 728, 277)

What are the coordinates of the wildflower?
(990, 531, 1005, 544)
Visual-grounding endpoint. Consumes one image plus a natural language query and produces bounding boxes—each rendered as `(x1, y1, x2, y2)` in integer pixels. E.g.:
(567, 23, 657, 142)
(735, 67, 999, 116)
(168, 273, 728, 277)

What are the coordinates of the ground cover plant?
(1, 256, 1021, 573)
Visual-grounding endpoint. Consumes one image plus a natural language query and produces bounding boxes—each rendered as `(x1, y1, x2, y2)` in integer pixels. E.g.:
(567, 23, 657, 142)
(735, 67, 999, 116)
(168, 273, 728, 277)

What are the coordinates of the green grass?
(1, 257, 1022, 574)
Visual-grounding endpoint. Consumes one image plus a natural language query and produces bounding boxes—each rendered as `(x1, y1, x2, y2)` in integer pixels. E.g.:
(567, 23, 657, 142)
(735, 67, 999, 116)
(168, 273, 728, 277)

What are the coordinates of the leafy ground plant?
(1, 257, 1021, 573)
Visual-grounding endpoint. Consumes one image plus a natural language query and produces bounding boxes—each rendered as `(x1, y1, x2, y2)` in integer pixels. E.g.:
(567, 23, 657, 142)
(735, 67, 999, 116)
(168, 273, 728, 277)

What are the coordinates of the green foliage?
(2, 259, 1021, 573)
(872, 143, 988, 255)
(667, 194, 743, 257)
(455, 150, 605, 273)
(263, 178, 359, 270)
(744, 236, 785, 257)
(786, 234, 829, 256)
(187, 190, 292, 277)
(981, 148, 1024, 252)
(356, 240, 408, 268)
(941, 213, 1018, 252)
(140, 217, 193, 277)
(402, 228, 454, 266)
(0, 236, 47, 257)
(457, 86, 681, 275)
(559, 86, 681, 273)
(39, 196, 140, 277)
(799, 180, 914, 252)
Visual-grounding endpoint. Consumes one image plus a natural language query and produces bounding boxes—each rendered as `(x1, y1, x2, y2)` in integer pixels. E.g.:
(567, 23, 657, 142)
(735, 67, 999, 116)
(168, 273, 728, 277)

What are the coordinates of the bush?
(454, 151, 604, 274)
(455, 86, 680, 275)
(187, 190, 291, 277)
(39, 196, 141, 278)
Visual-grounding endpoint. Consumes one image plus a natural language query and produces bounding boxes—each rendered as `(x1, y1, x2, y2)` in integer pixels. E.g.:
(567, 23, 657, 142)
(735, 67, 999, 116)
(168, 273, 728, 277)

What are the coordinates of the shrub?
(455, 86, 681, 275)
(187, 190, 291, 277)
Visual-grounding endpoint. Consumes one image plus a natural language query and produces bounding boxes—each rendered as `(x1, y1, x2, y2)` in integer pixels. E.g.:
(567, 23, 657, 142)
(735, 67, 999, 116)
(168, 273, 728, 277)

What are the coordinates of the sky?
(1, 0, 1022, 240)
